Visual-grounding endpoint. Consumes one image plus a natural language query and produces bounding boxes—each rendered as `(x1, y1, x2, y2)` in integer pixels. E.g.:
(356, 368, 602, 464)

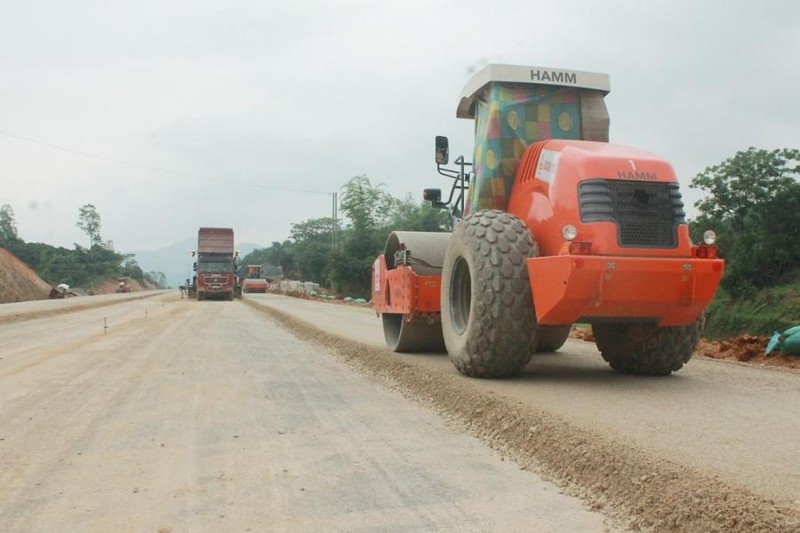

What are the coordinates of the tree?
(332, 176, 396, 295)
(0, 203, 128, 289)
(77, 204, 102, 248)
(290, 217, 339, 244)
(0, 204, 18, 244)
(388, 194, 451, 232)
(73, 244, 124, 285)
(340, 175, 395, 247)
(121, 256, 144, 281)
(237, 176, 454, 298)
(245, 241, 297, 279)
(690, 147, 800, 296)
(340, 175, 398, 254)
(262, 241, 296, 278)
(340, 175, 390, 227)
(692, 148, 800, 230)
(289, 217, 338, 283)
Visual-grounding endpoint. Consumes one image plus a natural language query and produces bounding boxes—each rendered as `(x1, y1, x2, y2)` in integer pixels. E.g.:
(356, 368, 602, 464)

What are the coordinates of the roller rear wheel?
(593, 315, 705, 375)
(441, 210, 538, 378)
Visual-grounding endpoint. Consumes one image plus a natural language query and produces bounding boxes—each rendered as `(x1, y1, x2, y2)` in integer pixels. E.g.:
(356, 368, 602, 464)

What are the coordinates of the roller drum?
(380, 231, 450, 353)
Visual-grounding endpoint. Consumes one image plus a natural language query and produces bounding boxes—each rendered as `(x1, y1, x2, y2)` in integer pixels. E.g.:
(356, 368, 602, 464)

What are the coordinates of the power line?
(0, 129, 330, 195)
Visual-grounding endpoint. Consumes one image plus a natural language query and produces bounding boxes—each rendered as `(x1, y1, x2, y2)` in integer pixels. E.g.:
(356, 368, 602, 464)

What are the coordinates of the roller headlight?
(562, 224, 578, 241)
(703, 230, 717, 245)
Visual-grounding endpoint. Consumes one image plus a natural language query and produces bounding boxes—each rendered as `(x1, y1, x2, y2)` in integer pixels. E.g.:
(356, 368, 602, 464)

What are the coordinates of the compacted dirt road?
(242, 293, 800, 532)
(0, 293, 617, 532)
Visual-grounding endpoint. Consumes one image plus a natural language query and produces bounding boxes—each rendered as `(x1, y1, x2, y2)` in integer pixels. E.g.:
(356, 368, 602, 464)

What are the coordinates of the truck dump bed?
(198, 227, 234, 254)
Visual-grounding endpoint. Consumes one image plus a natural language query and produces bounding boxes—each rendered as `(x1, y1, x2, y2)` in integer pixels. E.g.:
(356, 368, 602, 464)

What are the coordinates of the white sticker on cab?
(535, 150, 561, 183)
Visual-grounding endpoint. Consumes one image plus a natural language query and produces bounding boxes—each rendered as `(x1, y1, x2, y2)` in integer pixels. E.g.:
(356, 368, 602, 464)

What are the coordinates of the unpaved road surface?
(242, 293, 800, 532)
(0, 293, 617, 532)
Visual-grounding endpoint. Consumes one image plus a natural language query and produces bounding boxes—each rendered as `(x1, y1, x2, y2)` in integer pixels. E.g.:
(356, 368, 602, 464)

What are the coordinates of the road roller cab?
(372, 64, 724, 378)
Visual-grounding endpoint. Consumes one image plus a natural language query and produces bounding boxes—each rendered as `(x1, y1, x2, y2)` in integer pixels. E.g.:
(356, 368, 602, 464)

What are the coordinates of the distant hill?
(133, 239, 263, 288)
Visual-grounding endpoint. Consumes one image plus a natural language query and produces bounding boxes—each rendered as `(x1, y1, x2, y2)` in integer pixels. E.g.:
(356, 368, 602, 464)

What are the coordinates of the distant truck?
(191, 227, 238, 301)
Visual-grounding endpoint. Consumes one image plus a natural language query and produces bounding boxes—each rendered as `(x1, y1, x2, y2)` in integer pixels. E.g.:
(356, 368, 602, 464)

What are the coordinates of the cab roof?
(456, 64, 611, 119)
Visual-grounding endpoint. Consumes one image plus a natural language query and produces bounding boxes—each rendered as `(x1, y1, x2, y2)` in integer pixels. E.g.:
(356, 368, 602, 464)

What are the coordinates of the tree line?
(689, 147, 800, 298)
(687, 147, 800, 337)
(239, 175, 451, 298)
(3, 148, 798, 306)
(0, 203, 168, 289)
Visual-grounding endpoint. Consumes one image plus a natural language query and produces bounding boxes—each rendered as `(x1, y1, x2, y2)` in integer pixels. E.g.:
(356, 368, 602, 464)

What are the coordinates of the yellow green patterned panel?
(467, 84, 582, 213)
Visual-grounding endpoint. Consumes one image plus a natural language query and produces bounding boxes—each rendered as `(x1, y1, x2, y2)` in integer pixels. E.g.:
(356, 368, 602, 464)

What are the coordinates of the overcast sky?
(2, 0, 799, 253)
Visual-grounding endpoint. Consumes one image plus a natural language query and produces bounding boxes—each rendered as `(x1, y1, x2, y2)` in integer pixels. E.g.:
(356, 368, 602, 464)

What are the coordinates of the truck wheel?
(535, 326, 571, 352)
(592, 315, 705, 375)
(441, 210, 538, 378)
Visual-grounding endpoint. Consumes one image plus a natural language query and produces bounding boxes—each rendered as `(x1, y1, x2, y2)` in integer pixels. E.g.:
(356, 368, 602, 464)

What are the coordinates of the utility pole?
(330, 192, 338, 251)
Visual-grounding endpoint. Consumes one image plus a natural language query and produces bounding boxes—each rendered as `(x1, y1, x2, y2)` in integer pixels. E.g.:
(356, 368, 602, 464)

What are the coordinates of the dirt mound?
(695, 335, 800, 370)
(570, 327, 800, 371)
(0, 247, 52, 303)
(0, 248, 159, 301)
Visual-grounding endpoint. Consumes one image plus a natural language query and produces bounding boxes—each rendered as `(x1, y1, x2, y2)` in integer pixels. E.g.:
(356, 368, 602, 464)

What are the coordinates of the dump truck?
(372, 64, 724, 377)
(241, 264, 268, 294)
(191, 227, 238, 301)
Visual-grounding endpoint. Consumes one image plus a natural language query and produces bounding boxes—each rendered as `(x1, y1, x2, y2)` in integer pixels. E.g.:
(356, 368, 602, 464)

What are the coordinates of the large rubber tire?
(592, 315, 705, 375)
(535, 326, 571, 352)
(441, 210, 538, 378)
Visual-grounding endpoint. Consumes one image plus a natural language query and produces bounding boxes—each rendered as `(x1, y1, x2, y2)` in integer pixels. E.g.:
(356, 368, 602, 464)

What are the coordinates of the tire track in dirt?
(244, 298, 800, 532)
